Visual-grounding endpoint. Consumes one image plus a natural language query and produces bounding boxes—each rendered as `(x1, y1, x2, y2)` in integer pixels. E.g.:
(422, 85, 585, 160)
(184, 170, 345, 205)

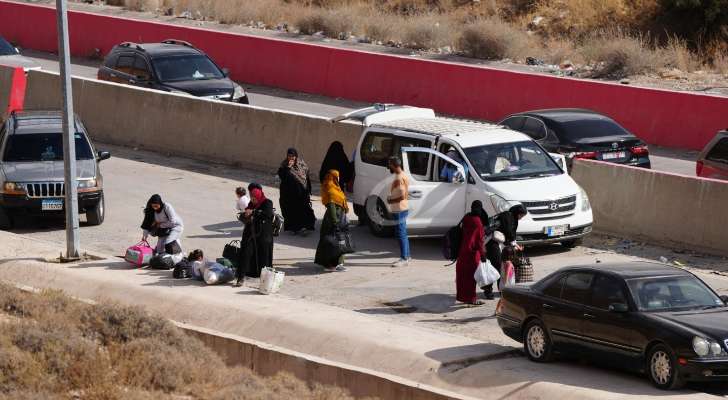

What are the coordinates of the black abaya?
(278, 165, 316, 232)
(237, 199, 274, 279)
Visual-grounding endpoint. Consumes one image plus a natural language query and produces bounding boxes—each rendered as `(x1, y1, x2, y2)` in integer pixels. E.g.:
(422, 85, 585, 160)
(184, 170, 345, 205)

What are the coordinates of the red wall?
(1, 0, 726, 151)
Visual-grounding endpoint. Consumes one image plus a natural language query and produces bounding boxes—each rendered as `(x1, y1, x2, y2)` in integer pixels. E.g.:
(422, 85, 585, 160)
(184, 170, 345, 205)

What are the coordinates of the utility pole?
(56, 0, 80, 258)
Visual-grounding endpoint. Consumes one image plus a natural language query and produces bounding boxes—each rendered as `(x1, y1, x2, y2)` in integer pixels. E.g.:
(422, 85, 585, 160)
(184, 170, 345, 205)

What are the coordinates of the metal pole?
(56, 0, 80, 258)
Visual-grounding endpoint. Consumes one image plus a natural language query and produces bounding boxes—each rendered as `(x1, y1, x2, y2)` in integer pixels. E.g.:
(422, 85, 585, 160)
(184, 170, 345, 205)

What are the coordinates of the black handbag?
(334, 214, 355, 254)
(222, 240, 241, 267)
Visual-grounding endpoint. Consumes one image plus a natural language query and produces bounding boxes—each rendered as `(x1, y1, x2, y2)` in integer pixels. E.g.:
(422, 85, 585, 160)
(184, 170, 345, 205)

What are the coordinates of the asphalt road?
(22, 50, 700, 176)
(7, 143, 728, 397)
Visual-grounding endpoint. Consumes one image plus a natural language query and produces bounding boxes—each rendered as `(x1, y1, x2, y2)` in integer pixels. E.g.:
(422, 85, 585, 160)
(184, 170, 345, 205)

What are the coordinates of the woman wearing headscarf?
(319, 141, 354, 190)
(234, 185, 274, 285)
(482, 203, 527, 299)
(140, 194, 184, 255)
(315, 170, 349, 272)
(277, 148, 316, 234)
(456, 201, 486, 306)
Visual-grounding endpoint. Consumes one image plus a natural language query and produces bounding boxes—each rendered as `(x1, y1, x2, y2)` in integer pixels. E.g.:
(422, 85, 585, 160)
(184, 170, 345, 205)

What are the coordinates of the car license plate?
(544, 225, 568, 237)
(601, 151, 626, 160)
(41, 199, 63, 211)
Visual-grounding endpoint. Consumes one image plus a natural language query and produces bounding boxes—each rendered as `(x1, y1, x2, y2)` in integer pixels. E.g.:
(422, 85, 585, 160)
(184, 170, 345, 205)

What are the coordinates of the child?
(235, 187, 250, 212)
(499, 246, 516, 291)
(188, 249, 208, 280)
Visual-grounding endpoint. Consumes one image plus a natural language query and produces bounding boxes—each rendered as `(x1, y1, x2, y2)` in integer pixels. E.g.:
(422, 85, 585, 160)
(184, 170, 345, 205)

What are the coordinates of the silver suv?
(0, 111, 110, 229)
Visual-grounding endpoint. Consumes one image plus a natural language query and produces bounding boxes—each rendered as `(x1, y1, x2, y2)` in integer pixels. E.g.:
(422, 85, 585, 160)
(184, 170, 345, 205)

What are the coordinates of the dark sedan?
(499, 109, 651, 169)
(496, 262, 728, 389)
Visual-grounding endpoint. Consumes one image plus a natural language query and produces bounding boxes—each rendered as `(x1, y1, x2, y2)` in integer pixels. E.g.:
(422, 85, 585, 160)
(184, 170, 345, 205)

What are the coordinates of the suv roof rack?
(119, 41, 144, 51)
(161, 39, 195, 48)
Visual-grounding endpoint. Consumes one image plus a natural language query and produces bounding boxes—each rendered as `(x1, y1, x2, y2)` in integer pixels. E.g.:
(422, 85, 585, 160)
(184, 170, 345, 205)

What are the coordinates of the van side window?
(437, 143, 471, 183)
(395, 137, 431, 177)
(706, 138, 728, 164)
(360, 132, 394, 167)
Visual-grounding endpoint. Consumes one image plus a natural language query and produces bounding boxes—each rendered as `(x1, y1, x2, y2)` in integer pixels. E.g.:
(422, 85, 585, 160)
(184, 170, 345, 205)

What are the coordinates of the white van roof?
(333, 105, 533, 147)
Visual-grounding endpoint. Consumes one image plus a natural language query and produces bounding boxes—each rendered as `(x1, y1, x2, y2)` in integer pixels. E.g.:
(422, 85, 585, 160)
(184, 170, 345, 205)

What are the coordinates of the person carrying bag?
(315, 169, 352, 272)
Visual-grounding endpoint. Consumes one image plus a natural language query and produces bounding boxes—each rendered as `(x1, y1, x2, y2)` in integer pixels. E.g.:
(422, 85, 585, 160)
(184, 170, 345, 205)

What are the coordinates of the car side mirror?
(222, 67, 229, 77)
(720, 295, 728, 305)
(608, 303, 629, 313)
(97, 151, 111, 162)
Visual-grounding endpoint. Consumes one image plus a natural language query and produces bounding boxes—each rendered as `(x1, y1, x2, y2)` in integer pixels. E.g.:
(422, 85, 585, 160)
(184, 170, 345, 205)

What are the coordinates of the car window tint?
(3, 132, 94, 162)
(589, 274, 627, 310)
(132, 56, 151, 79)
(561, 272, 594, 305)
(522, 117, 548, 141)
(501, 117, 524, 131)
(360, 132, 393, 167)
(542, 275, 565, 298)
(706, 138, 728, 164)
(557, 118, 632, 140)
(115, 55, 135, 75)
(395, 137, 431, 177)
(103, 53, 118, 69)
(628, 276, 723, 311)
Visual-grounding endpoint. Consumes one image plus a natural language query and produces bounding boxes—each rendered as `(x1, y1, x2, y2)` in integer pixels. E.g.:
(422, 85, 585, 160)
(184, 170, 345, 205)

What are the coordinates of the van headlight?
(232, 84, 246, 100)
(579, 187, 591, 212)
(77, 179, 97, 189)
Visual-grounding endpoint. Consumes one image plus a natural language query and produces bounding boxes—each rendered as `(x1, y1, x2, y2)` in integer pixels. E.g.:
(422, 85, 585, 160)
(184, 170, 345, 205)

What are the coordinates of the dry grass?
(83, 0, 728, 76)
(0, 284, 359, 400)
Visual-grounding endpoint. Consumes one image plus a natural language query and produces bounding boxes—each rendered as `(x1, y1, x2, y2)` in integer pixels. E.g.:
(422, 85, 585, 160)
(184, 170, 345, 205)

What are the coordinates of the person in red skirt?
(456, 201, 487, 306)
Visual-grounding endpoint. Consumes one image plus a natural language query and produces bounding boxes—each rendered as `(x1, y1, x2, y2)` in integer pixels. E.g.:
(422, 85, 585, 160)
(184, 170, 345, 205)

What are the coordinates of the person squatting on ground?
(456, 201, 487, 306)
(315, 169, 349, 273)
(319, 141, 354, 191)
(277, 148, 316, 235)
(234, 185, 274, 286)
(141, 194, 184, 256)
(387, 156, 411, 268)
(482, 204, 527, 299)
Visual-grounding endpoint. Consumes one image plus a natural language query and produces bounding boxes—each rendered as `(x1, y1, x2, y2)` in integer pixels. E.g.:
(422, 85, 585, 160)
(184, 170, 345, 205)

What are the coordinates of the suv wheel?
(366, 198, 394, 238)
(86, 194, 105, 226)
(0, 207, 13, 230)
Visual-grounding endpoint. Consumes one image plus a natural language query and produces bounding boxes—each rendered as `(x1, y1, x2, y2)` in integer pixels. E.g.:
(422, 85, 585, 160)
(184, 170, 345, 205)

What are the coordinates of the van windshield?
(463, 141, 562, 181)
(3, 132, 94, 162)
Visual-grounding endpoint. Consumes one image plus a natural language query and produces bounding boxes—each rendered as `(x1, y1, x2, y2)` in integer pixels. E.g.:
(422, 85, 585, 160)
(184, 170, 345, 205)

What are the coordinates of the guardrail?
(572, 159, 728, 257)
(1, 0, 727, 151)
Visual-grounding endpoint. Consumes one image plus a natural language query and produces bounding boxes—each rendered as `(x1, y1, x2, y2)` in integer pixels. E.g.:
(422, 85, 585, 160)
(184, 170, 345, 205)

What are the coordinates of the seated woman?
(141, 194, 184, 256)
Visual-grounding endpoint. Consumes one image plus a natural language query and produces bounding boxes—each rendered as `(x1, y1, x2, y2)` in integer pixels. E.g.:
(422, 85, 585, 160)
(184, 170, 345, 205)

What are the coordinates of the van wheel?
(366, 198, 394, 238)
(86, 194, 105, 226)
(0, 207, 13, 230)
(561, 239, 582, 248)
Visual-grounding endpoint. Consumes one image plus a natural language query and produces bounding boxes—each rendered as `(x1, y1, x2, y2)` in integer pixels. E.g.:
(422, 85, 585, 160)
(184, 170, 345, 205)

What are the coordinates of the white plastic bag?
(474, 260, 500, 287)
(499, 261, 516, 291)
(259, 267, 285, 294)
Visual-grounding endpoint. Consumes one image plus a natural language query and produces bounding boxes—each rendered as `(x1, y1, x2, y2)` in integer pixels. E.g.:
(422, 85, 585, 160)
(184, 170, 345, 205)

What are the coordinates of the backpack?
(173, 259, 193, 279)
(149, 254, 175, 270)
(442, 219, 464, 261)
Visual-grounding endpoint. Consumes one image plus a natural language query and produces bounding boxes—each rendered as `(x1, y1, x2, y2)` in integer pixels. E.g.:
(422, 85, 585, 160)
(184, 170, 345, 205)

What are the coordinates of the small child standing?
(500, 246, 517, 290)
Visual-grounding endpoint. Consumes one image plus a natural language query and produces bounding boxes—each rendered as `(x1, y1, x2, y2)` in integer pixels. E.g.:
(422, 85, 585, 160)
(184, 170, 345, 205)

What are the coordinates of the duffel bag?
(125, 240, 153, 267)
(173, 259, 193, 279)
(149, 254, 176, 270)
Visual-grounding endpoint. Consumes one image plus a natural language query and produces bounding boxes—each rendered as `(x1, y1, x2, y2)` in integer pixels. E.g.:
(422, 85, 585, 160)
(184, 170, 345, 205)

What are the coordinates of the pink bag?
(125, 240, 153, 267)
(499, 261, 516, 291)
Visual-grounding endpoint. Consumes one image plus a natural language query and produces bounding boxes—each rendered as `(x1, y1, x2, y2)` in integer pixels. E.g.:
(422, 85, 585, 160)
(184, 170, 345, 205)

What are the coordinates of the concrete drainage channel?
(177, 322, 475, 400)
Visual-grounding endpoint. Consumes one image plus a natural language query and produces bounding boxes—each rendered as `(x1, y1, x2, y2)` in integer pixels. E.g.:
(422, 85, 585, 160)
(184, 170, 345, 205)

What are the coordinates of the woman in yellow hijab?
(315, 169, 349, 272)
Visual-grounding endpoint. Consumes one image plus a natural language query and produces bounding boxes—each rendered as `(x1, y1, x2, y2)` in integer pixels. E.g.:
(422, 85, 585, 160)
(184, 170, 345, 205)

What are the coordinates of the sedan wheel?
(524, 320, 553, 362)
(648, 344, 685, 390)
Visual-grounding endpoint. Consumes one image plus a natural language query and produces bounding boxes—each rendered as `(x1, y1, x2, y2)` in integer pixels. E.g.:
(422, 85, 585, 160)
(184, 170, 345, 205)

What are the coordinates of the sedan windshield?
(3, 132, 94, 162)
(0, 37, 18, 56)
(627, 276, 724, 312)
(152, 55, 224, 82)
(463, 141, 562, 181)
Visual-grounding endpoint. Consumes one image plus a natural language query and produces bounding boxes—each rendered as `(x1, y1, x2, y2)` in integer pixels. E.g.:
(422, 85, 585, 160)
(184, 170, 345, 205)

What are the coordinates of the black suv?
(0, 111, 111, 229)
(97, 39, 249, 104)
(500, 109, 651, 169)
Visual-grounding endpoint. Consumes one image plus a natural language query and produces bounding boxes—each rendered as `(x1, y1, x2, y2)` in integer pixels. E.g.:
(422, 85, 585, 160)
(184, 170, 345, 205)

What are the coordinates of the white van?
(333, 104, 593, 247)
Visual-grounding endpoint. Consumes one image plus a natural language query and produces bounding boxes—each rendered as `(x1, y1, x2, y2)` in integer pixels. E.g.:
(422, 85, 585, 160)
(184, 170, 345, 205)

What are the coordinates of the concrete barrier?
(572, 159, 728, 257)
(19, 68, 361, 175)
(1, 0, 727, 151)
(179, 323, 470, 400)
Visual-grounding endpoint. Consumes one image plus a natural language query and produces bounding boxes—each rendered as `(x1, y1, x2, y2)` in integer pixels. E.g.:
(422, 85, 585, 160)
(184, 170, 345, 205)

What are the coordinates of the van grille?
(26, 182, 65, 198)
(522, 195, 576, 215)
